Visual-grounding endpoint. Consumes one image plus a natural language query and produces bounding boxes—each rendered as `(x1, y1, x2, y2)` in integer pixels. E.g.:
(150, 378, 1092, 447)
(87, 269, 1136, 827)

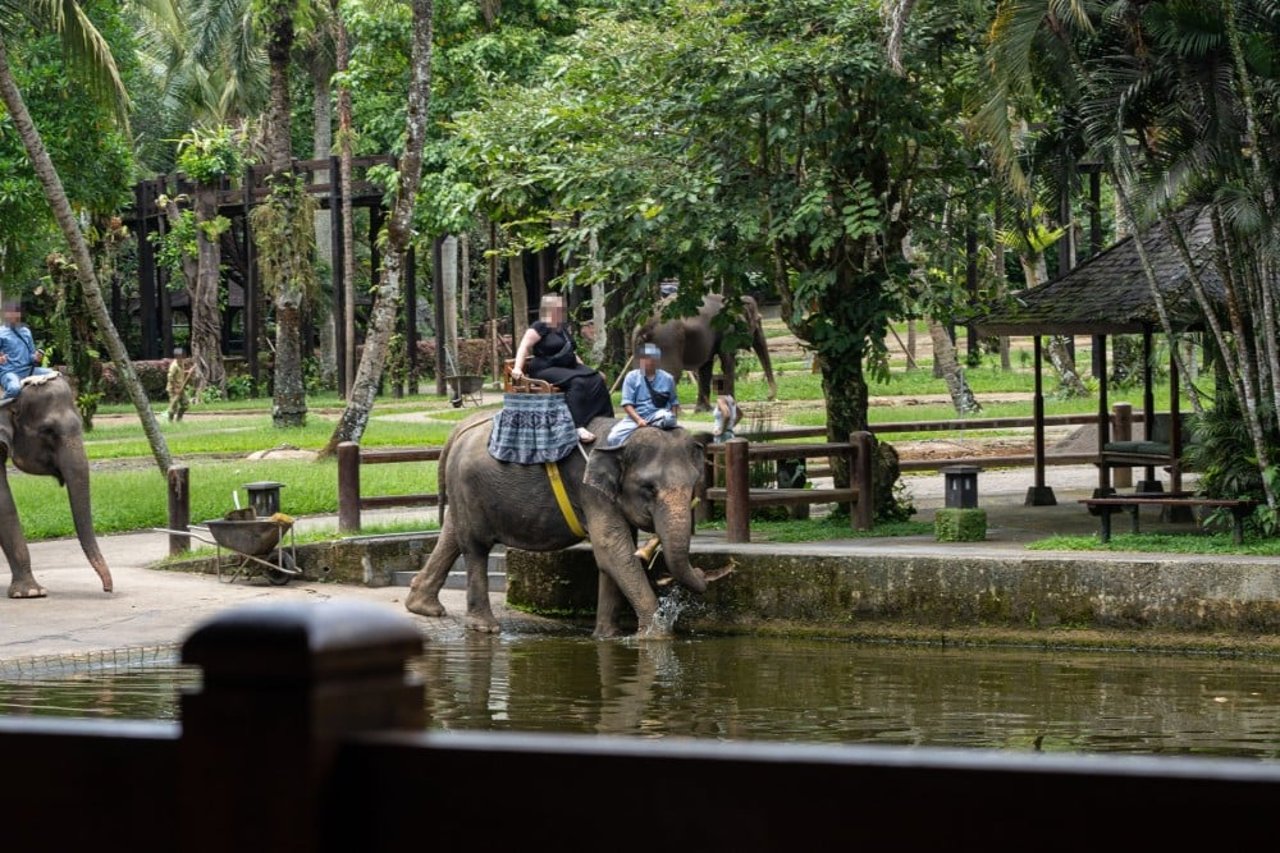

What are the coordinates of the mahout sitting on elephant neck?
(404, 411, 730, 638)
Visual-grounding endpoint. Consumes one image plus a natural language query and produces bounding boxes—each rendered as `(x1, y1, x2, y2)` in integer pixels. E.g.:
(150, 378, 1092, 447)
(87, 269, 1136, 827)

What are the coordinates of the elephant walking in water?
(633, 293, 778, 412)
(404, 411, 729, 638)
(2, 374, 112, 598)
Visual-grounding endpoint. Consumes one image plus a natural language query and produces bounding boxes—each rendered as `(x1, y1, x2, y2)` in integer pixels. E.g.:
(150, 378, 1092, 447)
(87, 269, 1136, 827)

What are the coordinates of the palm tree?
(0, 0, 172, 473)
(977, 0, 1280, 512)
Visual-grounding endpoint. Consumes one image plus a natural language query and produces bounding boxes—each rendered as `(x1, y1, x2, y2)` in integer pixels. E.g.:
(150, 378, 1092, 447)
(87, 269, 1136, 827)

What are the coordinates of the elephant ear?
(583, 443, 626, 499)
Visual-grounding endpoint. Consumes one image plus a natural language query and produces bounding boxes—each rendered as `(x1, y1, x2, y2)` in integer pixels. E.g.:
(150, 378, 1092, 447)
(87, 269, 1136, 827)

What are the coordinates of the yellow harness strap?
(545, 461, 588, 538)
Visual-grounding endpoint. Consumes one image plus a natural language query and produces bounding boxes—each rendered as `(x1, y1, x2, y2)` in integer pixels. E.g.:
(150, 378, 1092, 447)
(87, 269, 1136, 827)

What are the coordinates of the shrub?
(98, 359, 172, 403)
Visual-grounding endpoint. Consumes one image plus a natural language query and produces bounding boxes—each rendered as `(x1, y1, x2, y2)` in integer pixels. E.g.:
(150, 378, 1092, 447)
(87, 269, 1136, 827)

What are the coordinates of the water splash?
(653, 586, 704, 634)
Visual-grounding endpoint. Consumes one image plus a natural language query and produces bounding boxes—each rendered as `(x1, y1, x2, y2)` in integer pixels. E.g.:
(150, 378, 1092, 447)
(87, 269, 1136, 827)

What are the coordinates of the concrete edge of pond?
(153, 530, 1280, 656)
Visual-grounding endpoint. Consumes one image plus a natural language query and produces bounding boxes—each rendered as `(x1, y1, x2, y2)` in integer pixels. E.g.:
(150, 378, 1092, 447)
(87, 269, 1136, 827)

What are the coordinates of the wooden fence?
(329, 406, 1155, 533)
(702, 432, 876, 542)
(5, 600, 1280, 852)
(336, 441, 440, 533)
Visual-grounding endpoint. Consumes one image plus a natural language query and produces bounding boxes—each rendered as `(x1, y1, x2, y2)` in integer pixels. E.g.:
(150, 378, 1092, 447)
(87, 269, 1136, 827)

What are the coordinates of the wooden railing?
(5, 601, 1280, 851)
(337, 441, 441, 532)
(701, 433, 876, 542)
(330, 405, 1160, 534)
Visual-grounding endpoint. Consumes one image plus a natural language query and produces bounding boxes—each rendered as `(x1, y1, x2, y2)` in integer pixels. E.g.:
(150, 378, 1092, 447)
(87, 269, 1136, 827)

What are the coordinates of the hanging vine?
(249, 173, 321, 304)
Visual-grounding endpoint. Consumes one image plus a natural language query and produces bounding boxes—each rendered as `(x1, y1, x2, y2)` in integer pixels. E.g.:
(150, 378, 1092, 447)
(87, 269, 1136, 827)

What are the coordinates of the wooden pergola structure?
(119, 155, 408, 397)
(976, 204, 1224, 505)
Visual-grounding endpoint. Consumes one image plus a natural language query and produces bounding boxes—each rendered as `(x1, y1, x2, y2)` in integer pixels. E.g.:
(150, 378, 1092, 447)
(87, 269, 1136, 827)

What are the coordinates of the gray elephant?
(2, 373, 112, 598)
(633, 292, 778, 412)
(404, 412, 729, 638)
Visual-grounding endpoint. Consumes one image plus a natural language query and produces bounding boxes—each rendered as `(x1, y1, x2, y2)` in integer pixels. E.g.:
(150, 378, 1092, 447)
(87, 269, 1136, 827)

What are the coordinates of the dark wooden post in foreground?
(167, 465, 190, 555)
(337, 441, 361, 532)
(179, 601, 424, 853)
(851, 431, 875, 531)
(724, 438, 749, 543)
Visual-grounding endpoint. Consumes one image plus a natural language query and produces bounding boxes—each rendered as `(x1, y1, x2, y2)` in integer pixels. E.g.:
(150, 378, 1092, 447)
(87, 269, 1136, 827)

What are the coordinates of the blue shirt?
(620, 368, 679, 421)
(0, 323, 39, 378)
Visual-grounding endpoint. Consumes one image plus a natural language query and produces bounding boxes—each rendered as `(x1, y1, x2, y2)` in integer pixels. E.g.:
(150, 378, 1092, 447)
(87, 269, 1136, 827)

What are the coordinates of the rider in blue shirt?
(607, 343, 681, 446)
(0, 300, 54, 402)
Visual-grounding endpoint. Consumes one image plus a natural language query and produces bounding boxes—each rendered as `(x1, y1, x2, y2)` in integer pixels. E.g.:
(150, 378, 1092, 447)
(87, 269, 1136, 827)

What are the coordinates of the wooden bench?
(1097, 413, 1195, 484)
(1079, 495, 1258, 545)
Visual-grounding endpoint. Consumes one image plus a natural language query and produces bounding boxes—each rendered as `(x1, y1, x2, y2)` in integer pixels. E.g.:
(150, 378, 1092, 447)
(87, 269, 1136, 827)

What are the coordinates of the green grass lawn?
(1027, 531, 1280, 556)
(13, 456, 439, 540)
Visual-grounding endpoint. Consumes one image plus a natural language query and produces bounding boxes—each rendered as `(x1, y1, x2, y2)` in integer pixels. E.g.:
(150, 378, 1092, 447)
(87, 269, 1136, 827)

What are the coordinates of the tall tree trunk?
(321, 0, 434, 454)
(589, 231, 607, 364)
(266, 6, 307, 427)
(332, 0, 357, 395)
(460, 232, 471, 339)
(0, 38, 171, 472)
(905, 319, 916, 368)
(192, 188, 226, 396)
(928, 318, 981, 414)
(442, 234, 458, 369)
(311, 48, 336, 389)
(509, 252, 528, 340)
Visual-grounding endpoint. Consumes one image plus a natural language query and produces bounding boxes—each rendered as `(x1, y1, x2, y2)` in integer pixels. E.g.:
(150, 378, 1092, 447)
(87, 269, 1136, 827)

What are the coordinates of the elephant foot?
(465, 613, 501, 634)
(9, 579, 47, 599)
(592, 623, 625, 640)
(632, 623, 676, 641)
(405, 589, 446, 618)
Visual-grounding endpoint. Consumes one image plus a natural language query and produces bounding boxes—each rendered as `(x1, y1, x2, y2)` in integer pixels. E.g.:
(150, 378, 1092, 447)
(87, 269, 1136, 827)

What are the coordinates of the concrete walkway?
(0, 463, 1216, 662)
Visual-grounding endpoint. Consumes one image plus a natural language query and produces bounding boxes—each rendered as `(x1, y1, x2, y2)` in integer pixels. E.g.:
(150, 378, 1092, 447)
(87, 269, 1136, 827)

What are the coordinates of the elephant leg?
(405, 512, 461, 618)
(590, 525, 664, 639)
(593, 570, 627, 639)
(0, 465, 42, 598)
(694, 360, 714, 412)
(462, 549, 500, 634)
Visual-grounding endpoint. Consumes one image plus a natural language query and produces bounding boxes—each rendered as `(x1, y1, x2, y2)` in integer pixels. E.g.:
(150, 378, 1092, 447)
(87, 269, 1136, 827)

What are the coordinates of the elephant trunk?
(652, 489, 705, 594)
(59, 439, 113, 593)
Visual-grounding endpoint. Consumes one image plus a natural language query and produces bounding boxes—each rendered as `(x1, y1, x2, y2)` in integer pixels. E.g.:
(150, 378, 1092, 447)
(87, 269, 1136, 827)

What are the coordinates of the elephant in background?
(2, 373, 112, 598)
(633, 292, 778, 412)
(404, 411, 730, 638)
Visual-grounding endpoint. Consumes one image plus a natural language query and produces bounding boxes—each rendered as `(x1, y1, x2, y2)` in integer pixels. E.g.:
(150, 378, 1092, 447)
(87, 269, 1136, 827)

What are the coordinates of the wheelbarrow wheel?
(263, 550, 297, 586)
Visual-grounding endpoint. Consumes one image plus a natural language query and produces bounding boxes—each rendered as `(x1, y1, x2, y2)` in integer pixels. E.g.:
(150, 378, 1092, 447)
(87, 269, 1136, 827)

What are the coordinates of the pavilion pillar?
(1136, 327, 1162, 493)
(1025, 335, 1057, 506)
(1169, 349, 1184, 495)
(1093, 334, 1113, 496)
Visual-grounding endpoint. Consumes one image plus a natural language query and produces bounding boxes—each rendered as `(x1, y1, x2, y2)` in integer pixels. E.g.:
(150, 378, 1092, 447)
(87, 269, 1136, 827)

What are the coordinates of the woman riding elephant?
(404, 410, 731, 638)
(511, 293, 613, 443)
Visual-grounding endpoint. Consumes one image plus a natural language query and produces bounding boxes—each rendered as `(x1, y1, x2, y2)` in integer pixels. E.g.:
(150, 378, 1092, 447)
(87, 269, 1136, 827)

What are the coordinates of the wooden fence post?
(179, 601, 425, 853)
(852, 431, 875, 531)
(1112, 402, 1133, 489)
(725, 438, 750, 543)
(338, 441, 361, 533)
(167, 465, 190, 555)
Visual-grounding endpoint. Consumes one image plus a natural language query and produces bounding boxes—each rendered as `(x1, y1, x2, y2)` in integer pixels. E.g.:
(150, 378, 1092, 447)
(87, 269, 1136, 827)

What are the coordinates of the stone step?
(390, 551, 506, 592)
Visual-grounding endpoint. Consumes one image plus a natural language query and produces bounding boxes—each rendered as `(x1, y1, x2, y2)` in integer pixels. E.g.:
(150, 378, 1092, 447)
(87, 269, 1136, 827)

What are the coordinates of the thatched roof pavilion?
(974, 204, 1220, 504)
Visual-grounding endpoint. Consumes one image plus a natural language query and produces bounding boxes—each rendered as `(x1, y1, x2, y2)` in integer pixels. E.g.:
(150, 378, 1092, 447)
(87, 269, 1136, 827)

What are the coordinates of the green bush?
(934, 508, 987, 542)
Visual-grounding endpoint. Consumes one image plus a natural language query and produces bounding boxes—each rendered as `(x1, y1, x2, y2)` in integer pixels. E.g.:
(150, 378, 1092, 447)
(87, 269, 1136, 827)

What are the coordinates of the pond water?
(3, 635, 1280, 760)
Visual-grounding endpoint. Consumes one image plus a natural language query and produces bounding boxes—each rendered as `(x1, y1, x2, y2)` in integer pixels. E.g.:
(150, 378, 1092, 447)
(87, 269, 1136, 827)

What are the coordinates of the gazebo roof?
(975, 204, 1224, 336)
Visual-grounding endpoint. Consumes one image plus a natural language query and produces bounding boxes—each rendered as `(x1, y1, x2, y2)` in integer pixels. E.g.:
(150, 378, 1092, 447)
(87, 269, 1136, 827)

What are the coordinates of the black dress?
(526, 320, 614, 428)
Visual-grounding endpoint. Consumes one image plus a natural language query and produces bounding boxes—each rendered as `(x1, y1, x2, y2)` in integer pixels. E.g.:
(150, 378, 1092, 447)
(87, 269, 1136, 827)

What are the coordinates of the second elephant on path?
(632, 293, 778, 412)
